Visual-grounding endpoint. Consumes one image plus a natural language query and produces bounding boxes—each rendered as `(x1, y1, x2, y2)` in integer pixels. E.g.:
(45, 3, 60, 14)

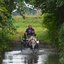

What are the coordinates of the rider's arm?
(32, 31, 35, 33)
(32, 29, 35, 33)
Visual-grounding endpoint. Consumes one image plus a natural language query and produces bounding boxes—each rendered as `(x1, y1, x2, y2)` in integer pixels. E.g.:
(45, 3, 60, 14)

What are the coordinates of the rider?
(22, 25, 38, 48)
(25, 25, 36, 37)
(22, 25, 35, 46)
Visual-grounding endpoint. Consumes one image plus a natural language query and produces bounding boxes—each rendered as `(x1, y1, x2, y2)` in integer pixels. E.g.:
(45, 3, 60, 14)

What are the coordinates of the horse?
(28, 36, 39, 50)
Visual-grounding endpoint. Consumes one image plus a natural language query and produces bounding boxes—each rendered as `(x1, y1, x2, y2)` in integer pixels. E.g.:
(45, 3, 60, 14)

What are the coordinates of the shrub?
(0, 30, 11, 52)
(59, 23, 64, 54)
(59, 23, 64, 64)
(42, 13, 59, 47)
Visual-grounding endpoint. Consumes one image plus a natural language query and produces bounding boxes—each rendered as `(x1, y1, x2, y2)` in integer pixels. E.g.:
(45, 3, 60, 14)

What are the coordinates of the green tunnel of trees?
(0, 0, 64, 62)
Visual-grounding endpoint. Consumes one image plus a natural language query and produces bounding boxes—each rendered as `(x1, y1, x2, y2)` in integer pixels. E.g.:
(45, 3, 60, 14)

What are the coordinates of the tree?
(31, 0, 64, 44)
(33, 0, 64, 24)
(0, 0, 26, 52)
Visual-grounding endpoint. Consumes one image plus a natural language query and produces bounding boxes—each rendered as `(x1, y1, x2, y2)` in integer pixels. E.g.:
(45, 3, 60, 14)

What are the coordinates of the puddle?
(2, 48, 61, 64)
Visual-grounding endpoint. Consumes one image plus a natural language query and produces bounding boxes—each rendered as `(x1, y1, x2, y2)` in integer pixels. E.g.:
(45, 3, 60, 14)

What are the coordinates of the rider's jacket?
(26, 28, 34, 35)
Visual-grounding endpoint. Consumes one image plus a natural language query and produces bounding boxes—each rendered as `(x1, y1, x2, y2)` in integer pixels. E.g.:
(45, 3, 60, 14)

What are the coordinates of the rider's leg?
(24, 34, 26, 39)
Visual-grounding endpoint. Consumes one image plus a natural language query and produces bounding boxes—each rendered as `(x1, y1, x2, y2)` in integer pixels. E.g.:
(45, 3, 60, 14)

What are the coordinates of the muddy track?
(11, 41, 22, 50)
(11, 41, 56, 51)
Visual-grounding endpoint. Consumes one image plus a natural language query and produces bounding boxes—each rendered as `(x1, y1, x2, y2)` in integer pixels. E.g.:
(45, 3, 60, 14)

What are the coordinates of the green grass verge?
(9, 16, 50, 43)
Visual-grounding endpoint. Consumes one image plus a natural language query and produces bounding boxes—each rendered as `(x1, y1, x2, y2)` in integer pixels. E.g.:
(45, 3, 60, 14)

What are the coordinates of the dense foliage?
(59, 23, 64, 63)
(59, 23, 64, 54)
(0, 0, 26, 52)
(42, 14, 59, 46)
(31, 0, 64, 47)
(32, 0, 64, 62)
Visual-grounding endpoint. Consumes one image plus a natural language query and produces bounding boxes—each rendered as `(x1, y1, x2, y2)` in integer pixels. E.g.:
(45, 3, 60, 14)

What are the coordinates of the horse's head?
(28, 36, 37, 50)
(31, 39, 36, 50)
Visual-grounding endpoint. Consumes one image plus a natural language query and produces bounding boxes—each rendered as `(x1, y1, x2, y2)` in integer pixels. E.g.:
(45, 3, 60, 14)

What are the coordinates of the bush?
(0, 30, 11, 52)
(42, 13, 59, 47)
(59, 23, 64, 44)
(59, 23, 64, 64)
(59, 23, 64, 56)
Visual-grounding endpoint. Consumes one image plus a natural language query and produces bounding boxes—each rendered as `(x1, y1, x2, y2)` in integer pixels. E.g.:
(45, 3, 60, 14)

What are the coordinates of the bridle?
(28, 39, 37, 45)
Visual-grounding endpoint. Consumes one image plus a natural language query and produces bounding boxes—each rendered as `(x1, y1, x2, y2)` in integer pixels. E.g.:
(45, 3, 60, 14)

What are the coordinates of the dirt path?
(11, 41, 21, 50)
(11, 41, 56, 51)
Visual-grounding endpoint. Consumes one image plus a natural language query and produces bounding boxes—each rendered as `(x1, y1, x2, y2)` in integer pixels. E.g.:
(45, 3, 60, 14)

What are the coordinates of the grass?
(9, 16, 50, 43)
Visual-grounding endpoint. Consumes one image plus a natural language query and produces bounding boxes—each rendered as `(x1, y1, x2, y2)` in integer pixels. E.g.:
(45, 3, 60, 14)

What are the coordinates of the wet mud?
(1, 41, 62, 64)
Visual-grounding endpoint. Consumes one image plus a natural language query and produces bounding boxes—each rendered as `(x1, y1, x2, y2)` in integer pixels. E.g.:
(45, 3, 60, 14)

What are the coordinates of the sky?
(24, 1, 34, 9)
(13, 1, 37, 12)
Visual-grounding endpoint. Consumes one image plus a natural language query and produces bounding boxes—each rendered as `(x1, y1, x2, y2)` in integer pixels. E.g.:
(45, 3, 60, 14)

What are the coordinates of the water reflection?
(44, 55, 61, 64)
(2, 49, 62, 64)
(38, 55, 61, 64)
(0, 53, 5, 64)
